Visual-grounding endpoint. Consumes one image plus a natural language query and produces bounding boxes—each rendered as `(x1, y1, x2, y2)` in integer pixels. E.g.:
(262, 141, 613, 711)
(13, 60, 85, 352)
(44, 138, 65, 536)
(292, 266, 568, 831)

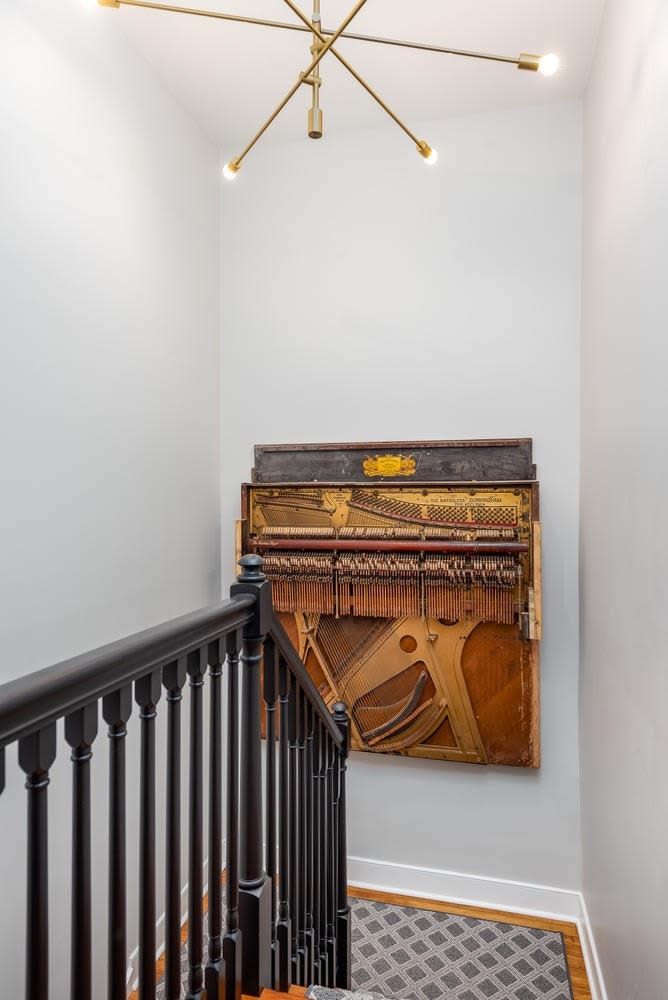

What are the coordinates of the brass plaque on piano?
(242, 440, 541, 768)
(363, 454, 417, 478)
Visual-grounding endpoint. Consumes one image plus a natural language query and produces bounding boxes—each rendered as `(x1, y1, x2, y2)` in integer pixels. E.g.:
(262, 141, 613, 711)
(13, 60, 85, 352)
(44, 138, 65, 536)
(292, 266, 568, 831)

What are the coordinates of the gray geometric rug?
(346, 896, 573, 1000)
(156, 895, 573, 1000)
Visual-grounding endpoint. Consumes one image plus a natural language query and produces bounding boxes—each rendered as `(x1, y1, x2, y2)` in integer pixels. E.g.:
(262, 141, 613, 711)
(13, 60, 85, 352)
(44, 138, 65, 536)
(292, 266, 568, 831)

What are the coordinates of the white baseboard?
(576, 893, 608, 1000)
(347, 854, 607, 1000)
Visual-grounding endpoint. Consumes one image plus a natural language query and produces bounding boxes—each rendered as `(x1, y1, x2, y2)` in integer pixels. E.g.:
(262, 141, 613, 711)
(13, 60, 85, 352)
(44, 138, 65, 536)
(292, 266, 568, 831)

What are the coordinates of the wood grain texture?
(460, 622, 538, 767)
(252, 989, 307, 1000)
(245, 476, 539, 768)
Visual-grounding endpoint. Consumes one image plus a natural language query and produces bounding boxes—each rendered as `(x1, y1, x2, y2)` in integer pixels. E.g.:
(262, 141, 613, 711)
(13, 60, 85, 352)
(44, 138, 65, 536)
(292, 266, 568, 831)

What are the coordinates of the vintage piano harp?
(239, 440, 541, 767)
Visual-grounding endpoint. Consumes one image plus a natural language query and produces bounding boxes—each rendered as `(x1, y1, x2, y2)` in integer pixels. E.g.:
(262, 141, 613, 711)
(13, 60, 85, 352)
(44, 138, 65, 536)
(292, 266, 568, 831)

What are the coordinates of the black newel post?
(332, 702, 352, 990)
(230, 553, 274, 996)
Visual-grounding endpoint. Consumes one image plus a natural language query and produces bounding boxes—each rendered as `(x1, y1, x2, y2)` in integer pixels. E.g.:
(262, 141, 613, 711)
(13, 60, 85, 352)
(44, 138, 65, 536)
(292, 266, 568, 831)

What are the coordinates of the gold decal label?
(363, 454, 416, 478)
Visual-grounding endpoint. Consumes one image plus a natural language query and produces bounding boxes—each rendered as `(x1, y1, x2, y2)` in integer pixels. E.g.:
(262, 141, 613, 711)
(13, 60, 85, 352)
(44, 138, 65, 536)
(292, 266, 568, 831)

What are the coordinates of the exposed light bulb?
(223, 160, 240, 181)
(417, 141, 438, 165)
(539, 53, 560, 77)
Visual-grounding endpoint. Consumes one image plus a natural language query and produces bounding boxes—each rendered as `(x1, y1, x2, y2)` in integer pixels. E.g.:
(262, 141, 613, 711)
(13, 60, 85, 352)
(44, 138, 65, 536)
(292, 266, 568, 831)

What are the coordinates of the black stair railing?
(231, 554, 351, 996)
(0, 553, 351, 1000)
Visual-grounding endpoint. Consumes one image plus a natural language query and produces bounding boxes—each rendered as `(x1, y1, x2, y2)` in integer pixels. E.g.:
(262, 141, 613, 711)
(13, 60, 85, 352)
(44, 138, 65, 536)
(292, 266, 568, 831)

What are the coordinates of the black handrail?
(0, 595, 255, 748)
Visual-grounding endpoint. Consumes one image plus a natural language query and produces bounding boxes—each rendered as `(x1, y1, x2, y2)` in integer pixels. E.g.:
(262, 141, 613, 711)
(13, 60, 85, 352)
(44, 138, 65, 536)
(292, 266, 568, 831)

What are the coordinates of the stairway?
(0, 552, 588, 1000)
(0, 557, 352, 1000)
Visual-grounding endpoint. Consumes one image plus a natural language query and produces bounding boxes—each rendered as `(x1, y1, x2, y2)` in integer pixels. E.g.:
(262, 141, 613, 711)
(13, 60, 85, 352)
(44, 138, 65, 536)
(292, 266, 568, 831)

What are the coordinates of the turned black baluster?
(65, 703, 98, 1000)
(102, 687, 132, 1000)
(0, 747, 4, 795)
(304, 702, 315, 986)
(311, 716, 321, 984)
(186, 647, 207, 1000)
(296, 687, 307, 983)
(136, 671, 161, 1000)
(287, 676, 299, 984)
(230, 554, 273, 996)
(263, 637, 278, 986)
(317, 720, 329, 986)
(205, 639, 225, 999)
(325, 734, 337, 985)
(223, 629, 243, 1000)
(332, 702, 352, 989)
(162, 660, 186, 1000)
(276, 656, 292, 991)
(19, 724, 57, 1000)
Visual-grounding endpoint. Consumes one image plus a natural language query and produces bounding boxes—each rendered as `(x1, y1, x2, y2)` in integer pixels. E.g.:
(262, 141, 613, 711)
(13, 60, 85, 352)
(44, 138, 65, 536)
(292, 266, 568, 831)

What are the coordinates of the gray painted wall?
(221, 100, 583, 893)
(581, 1, 668, 995)
(0, 1, 220, 994)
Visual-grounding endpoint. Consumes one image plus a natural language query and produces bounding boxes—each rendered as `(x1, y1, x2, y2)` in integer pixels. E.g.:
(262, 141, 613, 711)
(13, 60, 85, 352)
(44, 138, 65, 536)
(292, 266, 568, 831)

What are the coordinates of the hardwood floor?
(348, 885, 592, 1000)
(131, 881, 592, 1000)
(254, 989, 307, 1000)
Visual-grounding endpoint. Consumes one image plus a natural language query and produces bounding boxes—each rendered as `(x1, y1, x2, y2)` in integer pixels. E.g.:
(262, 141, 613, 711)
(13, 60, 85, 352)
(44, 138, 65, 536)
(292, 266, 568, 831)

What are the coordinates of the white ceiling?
(110, 0, 604, 151)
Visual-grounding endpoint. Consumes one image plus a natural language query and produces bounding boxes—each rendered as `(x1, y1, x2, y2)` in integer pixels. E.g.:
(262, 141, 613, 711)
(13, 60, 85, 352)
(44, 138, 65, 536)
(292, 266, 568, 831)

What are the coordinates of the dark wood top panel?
(253, 439, 535, 484)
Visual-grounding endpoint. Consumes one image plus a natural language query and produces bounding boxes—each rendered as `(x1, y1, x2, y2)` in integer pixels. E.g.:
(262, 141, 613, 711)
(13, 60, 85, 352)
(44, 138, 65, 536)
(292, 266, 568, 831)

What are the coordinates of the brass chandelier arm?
(115, 0, 317, 33)
(281, 0, 421, 147)
(112, 0, 524, 69)
(235, 0, 369, 166)
(318, 28, 519, 66)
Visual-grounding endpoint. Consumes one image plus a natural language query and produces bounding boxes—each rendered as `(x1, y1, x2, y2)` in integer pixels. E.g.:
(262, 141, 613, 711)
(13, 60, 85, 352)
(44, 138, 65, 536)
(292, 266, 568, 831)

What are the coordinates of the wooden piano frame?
(238, 440, 541, 768)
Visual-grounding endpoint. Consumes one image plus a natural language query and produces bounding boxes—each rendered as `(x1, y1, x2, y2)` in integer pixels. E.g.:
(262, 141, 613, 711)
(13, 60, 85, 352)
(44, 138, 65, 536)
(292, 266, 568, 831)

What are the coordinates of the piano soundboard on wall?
(239, 439, 541, 768)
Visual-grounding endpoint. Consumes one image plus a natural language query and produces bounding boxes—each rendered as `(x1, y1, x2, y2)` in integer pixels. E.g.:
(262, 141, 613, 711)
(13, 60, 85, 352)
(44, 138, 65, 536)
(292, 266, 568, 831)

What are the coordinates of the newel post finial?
(332, 701, 351, 758)
(231, 554, 272, 638)
(237, 552, 266, 582)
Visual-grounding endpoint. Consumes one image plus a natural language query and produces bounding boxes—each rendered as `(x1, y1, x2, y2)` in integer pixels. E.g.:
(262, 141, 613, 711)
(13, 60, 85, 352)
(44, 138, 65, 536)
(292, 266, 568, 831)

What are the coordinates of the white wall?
(221, 100, 583, 893)
(0, 1, 220, 995)
(581, 1, 668, 995)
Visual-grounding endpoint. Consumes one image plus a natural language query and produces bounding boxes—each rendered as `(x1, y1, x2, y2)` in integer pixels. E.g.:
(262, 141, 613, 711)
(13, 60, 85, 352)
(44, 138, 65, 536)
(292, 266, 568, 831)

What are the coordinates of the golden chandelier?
(93, 0, 560, 179)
